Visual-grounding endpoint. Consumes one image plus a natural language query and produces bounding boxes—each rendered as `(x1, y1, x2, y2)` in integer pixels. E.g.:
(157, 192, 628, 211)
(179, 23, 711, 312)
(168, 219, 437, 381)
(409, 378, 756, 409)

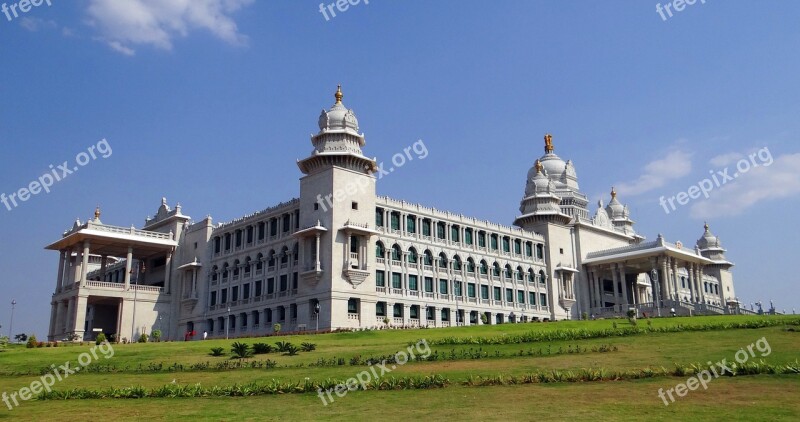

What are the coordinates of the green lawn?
(1, 315, 798, 421)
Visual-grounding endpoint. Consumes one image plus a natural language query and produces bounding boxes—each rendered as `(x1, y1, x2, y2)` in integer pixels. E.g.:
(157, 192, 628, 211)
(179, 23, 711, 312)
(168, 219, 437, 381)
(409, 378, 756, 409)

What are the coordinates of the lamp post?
(650, 268, 661, 317)
(314, 302, 321, 331)
(8, 299, 16, 340)
(226, 306, 231, 340)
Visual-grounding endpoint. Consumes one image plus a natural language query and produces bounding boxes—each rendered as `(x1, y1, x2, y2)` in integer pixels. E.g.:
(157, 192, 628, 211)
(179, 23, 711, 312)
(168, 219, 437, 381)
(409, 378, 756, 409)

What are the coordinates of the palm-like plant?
(275, 341, 293, 353)
(231, 342, 253, 360)
(300, 342, 316, 352)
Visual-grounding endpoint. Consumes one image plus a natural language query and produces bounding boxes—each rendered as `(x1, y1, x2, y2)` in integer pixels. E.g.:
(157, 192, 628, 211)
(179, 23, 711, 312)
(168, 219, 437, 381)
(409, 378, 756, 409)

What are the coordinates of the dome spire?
(544, 133, 554, 153)
(94, 206, 101, 220)
(335, 84, 343, 104)
(610, 186, 617, 199)
(704, 221, 710, 232)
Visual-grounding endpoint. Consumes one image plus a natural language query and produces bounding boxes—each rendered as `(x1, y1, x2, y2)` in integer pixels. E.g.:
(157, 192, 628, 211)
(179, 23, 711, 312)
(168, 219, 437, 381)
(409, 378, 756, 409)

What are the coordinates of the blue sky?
(1, 0, 798, 337)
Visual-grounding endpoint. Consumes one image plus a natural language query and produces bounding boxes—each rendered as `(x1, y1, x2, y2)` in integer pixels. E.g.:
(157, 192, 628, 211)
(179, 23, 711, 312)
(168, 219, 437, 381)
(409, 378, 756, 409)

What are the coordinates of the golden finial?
(704, 222, 709, 232)
(544, 133, 554, 153)
(94, 206, 101, 220)
(335, 85, 343, 104)
(610, 187, 617, 199)
(535, 159, 543, 173)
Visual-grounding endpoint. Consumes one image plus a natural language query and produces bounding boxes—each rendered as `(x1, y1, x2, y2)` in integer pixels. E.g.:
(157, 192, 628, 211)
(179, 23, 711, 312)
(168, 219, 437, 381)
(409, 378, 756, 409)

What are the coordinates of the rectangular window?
(392, 272, 402, 289)
(493, 286, 501, 300)
(376, 302, 386, 317)
(408, 275, 418, 291)
(525, 242, 532, 257)
(270, 220, 278, 236)
(292, 273, 298, 290)
(540, 293, 547, 306)
(437, 223, 446, 239)
(467, 283, 476, 298)
(232, 286, 239, 302)
(267, 278, 275, 294)
(478, 233, 486, 247)
(490, 235, 498, 250)
(221, 288, 228, 304)
(210, 291, 217, 306)
(258, 223, 265, 240)
(503, 237, 510, 253)
(439, 279, 449, 294)
(376, 209, 384, 227)
(243, 284, 251, 300)
(424, 277, 434, 293)
(348, 299, 359, 313)
(517, 290, 525, 303)
(255, 280, 262, 297)
(506, 288, 514, 302)
(454, 281, 462, 297)
(481, 285, 489, 300)
(391, 213, 400, 230)
(529, 292, 536, 305)
(410, 305, 419, 319)
(375, 271, 385, 287)
(514, 240, 521, 254)
(422, 220, 431, 236)
(451, 226, 460, 242)
(280, 275, 288, 292)
(407, 216, 416, 233)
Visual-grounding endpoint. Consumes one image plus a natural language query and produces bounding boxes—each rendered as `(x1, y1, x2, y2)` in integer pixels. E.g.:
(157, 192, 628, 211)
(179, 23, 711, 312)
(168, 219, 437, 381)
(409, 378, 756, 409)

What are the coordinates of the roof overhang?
(45, 224, 176, 258)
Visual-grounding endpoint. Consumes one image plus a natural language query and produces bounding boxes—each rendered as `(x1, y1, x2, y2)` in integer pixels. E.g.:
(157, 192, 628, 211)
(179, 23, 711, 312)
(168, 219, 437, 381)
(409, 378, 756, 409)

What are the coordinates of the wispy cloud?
(19, 17, 57, 32)
(85, 0, 255, 55)
(709, 152, 744, 167)
(690, 152, 800, 219)
(615, 149, 693, 196)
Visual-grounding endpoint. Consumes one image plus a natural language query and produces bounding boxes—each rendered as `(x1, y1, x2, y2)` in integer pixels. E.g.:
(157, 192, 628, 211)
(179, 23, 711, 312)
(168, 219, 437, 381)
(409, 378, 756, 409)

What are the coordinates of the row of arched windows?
(210, 244, 299, 281)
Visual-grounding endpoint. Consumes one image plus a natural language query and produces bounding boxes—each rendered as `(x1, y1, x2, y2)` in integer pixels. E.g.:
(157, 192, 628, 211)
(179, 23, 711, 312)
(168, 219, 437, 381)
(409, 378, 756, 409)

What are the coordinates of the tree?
(150, 330, 162, 343)
(14, 333, 27, 343)
(480, 313, 488, 325)
(26, 334, 38, 349)
(273, 323, 282, 335)
(0, 336, 8, 352)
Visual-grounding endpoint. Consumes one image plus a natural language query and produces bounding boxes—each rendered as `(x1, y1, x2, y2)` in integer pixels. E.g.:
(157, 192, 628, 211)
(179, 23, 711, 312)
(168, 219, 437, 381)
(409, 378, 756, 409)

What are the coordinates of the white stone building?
(45, 87, 744, 342)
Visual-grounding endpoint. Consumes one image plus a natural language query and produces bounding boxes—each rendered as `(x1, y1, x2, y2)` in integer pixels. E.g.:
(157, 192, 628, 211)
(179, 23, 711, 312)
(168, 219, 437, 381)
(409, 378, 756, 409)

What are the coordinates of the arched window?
(504, 265, 513, 279)
(280, 246, 289, 264)
(267, 250, 276, 267)
(424, 250, 434, 266)
(222, 263, 230, 278)
(452, 255, 462, 271)
(256, 253, 263, 271)
(480, 260, 488, 275)
(233, 260, 240, 276)
(539, 270, 546, 283)
(375, 241, 385, 258)
(492, 263, 501, 277)
(467, 258, 476, 273)
(407, 247, 418, 264)
(516, 266, 524, 280)
(211, 265, 219, 281)
(438, 252, 448, 269)
(528, 268, 535, 282)
(391, 244, 402, 261)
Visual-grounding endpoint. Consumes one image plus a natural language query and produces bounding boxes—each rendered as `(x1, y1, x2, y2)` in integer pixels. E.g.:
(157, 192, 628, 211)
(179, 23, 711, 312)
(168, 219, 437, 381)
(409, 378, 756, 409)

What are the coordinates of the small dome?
(606, 187, 625, 218)
(697, 222, 722, 249)
(540, 153, 567, 178)
(318, 85, 359, 132)
(525, 160, 554, 195)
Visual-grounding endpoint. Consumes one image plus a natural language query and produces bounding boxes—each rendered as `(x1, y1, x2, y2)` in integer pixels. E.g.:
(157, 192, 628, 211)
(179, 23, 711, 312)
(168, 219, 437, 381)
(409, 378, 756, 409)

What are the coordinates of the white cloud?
(615, 150, 693, 196)
(690, 153, 800, 219)
(709, 152, 744, 167)
(86, 0, 255, 55)
(19, 17, 57, 32)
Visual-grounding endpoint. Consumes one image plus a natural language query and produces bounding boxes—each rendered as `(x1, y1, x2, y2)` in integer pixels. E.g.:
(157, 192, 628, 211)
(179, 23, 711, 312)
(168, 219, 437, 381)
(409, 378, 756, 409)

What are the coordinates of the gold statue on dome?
(544, 133, 554, 153)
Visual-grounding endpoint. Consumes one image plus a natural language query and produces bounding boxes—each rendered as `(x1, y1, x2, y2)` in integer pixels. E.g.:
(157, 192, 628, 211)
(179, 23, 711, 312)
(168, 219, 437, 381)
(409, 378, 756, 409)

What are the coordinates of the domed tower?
(605, 187, 636, 235)
(696, 223, 736, 307)
(297, 87, 379, 327)
(515, 160, 570, 227)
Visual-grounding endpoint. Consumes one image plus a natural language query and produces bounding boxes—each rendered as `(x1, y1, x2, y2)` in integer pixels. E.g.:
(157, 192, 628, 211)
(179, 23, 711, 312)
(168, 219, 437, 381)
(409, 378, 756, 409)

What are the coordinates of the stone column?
(48, 302, 58, 341)
(124, 247, 133, 290)
(56, 250, 66, 294)
(65, 297, 75, 334)
(164, 251, 173, 294)
(611, 264, 621, 312)
(80, 240, 91, 287)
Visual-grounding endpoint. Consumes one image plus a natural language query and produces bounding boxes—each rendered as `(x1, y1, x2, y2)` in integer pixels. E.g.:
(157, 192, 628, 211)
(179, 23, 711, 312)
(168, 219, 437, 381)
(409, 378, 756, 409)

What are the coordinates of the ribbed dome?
(540, 153, 567, 178)
(697, 222, 722, 249)
(525, 160, 555, 196)
(606, 187, 625, 218)
(318, 85, 359, 133)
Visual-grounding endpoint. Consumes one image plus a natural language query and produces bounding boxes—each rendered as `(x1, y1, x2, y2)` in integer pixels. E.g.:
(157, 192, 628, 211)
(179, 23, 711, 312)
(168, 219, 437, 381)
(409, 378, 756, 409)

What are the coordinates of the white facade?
(45, 87, 744, 341)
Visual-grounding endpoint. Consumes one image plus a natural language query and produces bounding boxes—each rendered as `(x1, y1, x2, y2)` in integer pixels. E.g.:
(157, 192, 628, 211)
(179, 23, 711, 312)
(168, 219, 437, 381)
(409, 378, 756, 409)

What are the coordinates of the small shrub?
(150, 330, 162, 343)
(231, 342, 253, 360)
(210, 347, 225, 357)
(273, 323, 282, 335)
(275, 341, 293, 353)
(253, 343, 274, 355)
(581, 312, 588, 321)
(26, 334, 38, 349)
(138, 333, 148, 343)
(300, 342, 316, 352)
(283, 345, 300, 356)
(95, 333, 107, 345)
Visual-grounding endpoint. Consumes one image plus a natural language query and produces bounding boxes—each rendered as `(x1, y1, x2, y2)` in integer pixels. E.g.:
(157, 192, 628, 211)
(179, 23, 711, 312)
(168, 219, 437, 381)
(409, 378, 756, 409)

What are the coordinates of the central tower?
(297, 86, 379, 329)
